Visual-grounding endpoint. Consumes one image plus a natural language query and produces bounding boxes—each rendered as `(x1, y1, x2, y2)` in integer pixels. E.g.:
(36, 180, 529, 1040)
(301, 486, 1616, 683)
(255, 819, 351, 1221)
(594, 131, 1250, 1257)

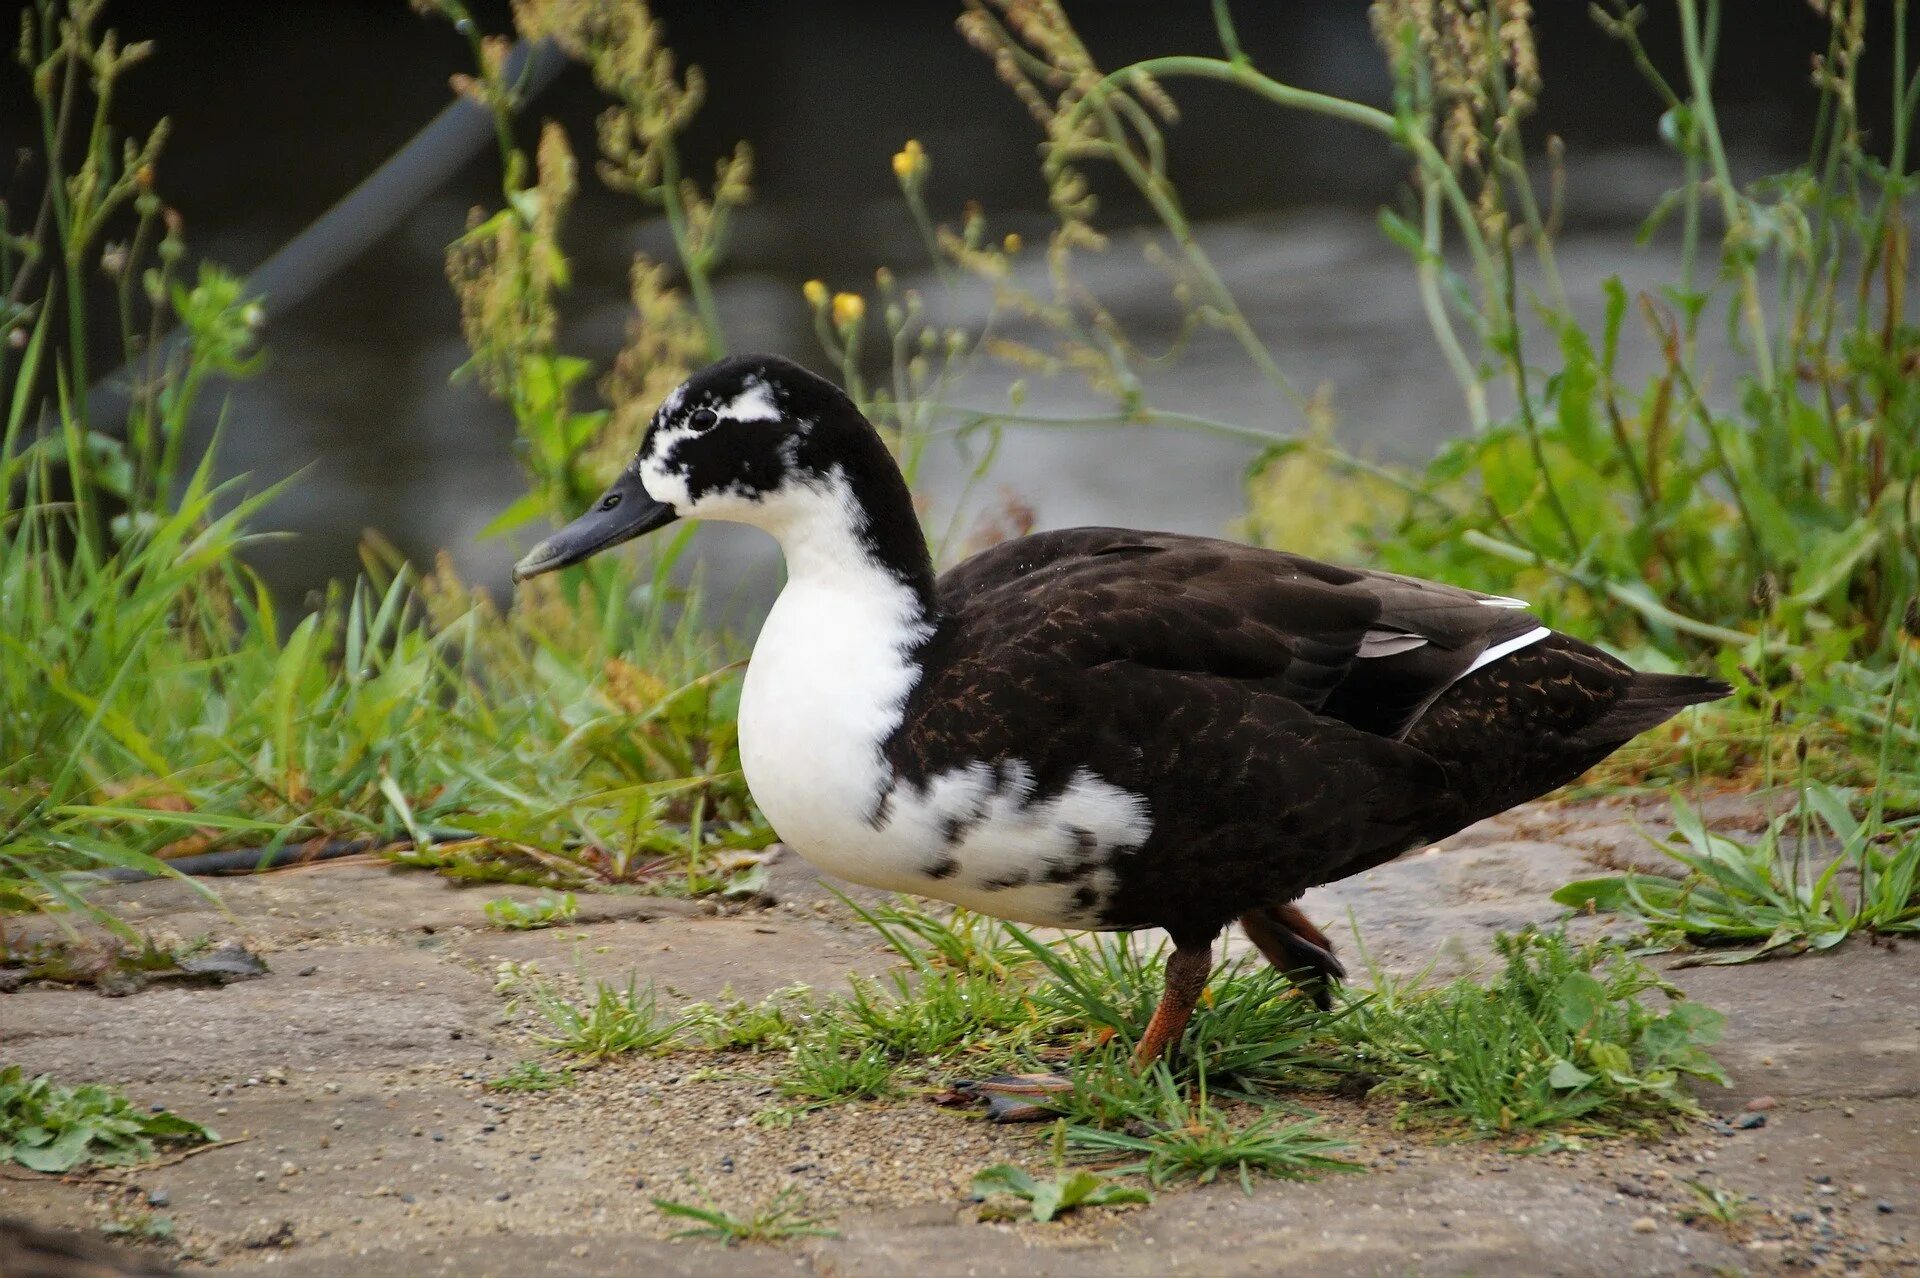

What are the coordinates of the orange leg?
(960, 939, 1216, 1121)
(1131, 942, 1215, 1067)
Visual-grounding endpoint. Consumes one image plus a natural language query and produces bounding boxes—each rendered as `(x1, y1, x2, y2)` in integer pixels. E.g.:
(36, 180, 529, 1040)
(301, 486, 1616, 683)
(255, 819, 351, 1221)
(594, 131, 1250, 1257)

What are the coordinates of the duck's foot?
(1240, 902, 1345, 1011)
(951, 1072, 1074, 1123)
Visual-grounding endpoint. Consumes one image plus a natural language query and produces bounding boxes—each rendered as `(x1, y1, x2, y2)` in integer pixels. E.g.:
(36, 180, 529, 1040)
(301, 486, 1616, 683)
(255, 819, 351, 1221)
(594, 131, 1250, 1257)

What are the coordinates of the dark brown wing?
(935, 528, 1544, 739)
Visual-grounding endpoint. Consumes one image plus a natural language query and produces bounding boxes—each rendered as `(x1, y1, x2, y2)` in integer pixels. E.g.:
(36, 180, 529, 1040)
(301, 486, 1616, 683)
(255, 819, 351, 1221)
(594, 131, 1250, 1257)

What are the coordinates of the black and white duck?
(513, 353, 1728, 1083)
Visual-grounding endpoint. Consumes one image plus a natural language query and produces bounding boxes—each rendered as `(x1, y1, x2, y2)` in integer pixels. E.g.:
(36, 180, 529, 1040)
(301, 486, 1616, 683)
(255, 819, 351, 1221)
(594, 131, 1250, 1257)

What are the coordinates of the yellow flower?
(831, 292, 866, 329)
(891, 138, 928, 184)
(1003, 232, 1023, 254)
(802, 278, 829, 308)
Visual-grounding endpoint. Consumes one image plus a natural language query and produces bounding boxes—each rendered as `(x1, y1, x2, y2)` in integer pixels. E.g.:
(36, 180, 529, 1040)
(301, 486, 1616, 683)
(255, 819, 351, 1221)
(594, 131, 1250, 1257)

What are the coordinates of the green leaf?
(971, 1163, 1036, 1199)
(15, 1137, 82, 1173)
(1789, 521, 1883, 608)
(1547, 1059, 1595, 1090)
(1555, 972, 1607, 1033)
(480, 491, 551, 540)
(1376, 207, 1425, 256)
(1587, 1041, 1633, 1079)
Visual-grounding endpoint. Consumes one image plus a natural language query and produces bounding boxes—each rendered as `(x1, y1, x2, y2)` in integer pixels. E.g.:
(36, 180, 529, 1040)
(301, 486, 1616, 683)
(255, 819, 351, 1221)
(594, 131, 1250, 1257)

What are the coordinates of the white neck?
(734, 474, 936, 888)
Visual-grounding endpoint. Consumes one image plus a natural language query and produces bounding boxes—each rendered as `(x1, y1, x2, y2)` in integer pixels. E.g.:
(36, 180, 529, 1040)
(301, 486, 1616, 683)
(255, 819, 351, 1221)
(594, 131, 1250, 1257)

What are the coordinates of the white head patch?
(720, 378, 781, 424)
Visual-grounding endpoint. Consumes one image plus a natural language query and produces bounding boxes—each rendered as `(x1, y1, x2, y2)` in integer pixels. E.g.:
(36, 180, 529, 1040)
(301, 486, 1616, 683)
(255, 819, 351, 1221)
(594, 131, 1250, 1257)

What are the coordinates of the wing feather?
(934, 528, 1547, 738)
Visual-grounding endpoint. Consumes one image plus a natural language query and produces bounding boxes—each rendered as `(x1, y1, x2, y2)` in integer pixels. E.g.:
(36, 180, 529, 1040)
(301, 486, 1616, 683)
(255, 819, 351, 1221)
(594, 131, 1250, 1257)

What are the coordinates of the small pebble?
(147, 1190, 170, 1208)
(296, 965, 317, 977)
(495, 1190, 511, 1202)
(1631, 1217, 1657, 1234)
(1842, 1105, 1856, 1117)
(1791, 1211, 1815, 1224)
(1744, 1096, 1776, 1112)
(1732, 1113, 1766, 1130)
(1878, 1202, 1896, 1215)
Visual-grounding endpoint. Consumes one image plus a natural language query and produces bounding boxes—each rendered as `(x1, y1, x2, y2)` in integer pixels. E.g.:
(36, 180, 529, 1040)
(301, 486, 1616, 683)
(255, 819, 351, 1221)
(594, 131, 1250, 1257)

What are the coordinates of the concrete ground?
(3, 795, 1916, 1276)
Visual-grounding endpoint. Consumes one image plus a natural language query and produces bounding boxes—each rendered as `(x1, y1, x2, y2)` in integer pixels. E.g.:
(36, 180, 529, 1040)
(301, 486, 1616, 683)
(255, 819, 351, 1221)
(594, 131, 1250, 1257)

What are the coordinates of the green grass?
(650, 1188, 837, 1245)
(1678, 1177, 1754, 1230)
(1558, 636, 1920, 957)
(485, 1061, 577, 1093)
(676, 987, 806, 1053)
(513, 969, 684, 1059)
(669, 903, 1724, 1169)
(483, 893, 579, 931)
(1062, 1070, 1359, 1191)
(772, 1020, 900, 1113)
(971, 1157, 1151, 1222)
(0, 0, 768, 942)
(1559, 786, 1920, 960)
(1336, 929, 1727, 1137)
(0, 1067, 214, 1172)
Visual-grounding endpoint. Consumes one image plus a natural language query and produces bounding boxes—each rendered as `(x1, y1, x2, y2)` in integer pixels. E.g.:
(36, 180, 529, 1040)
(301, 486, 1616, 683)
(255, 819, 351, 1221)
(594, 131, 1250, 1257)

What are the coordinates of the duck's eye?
(689, 407, 718, 431)
(599, 492, 622, 513)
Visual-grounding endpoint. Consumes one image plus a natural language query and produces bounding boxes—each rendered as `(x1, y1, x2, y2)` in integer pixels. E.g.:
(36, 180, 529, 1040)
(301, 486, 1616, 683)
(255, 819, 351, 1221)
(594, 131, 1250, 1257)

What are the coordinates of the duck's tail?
(1572, 670, 1733, 749)
(1403, 635, 1732, 831)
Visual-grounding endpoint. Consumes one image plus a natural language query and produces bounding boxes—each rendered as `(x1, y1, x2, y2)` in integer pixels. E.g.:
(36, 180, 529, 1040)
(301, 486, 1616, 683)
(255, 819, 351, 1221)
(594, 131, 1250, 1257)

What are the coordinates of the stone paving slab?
(4, 797, 1918, 1276)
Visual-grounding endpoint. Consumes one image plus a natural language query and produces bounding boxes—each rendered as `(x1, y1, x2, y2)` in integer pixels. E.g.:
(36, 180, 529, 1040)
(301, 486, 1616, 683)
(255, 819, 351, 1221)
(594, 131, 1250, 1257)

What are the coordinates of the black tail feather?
(1579, 672, 1732, 745)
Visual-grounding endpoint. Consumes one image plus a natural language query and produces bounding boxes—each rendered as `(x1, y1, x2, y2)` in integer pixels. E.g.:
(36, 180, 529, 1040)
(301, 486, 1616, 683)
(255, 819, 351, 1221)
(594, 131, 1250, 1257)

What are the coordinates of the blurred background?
(0, 2, 1858, 617)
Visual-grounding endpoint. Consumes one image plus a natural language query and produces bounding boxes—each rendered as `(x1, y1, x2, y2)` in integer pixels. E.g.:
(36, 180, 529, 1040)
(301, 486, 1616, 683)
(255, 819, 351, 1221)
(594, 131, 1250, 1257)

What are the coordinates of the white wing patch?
(1477, 594, 1531, 609)
(1466, 625, 1552, 674)
(1358, 629, 1430, 658)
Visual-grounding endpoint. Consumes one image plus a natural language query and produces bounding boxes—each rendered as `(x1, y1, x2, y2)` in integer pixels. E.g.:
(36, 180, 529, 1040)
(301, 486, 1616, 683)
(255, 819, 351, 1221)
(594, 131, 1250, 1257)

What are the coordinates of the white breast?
(738, 572, 1150, 928)
(733, 470, 1153, 928)
(737, 569, 928, 889)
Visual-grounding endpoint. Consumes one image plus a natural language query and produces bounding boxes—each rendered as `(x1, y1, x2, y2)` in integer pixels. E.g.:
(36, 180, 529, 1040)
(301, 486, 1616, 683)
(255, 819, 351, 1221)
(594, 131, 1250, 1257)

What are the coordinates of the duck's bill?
(510, 475, 679, 583)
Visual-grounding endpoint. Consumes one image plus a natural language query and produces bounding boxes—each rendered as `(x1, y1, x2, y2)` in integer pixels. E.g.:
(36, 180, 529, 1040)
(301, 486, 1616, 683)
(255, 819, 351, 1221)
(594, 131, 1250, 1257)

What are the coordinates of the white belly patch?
(851, 759, 1152, 927)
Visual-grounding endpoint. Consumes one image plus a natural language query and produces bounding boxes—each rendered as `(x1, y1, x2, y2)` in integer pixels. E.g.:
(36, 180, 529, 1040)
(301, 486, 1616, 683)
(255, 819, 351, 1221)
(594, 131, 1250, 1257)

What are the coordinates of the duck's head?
(511, 354, 928, 588)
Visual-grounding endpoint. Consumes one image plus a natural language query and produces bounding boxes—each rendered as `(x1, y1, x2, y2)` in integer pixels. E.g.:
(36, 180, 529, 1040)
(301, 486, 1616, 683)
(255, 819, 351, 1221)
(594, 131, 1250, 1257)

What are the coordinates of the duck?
(512, 353, 1729, 1089)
